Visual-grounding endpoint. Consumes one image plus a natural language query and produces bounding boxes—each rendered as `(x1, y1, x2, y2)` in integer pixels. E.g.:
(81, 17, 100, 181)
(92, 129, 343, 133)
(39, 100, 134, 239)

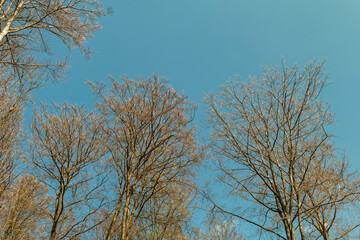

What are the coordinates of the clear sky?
(36, 0, 360, 173)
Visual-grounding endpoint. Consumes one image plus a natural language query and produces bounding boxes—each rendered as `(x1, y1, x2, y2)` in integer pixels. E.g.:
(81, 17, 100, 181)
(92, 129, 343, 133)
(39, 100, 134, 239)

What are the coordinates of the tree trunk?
(284, 218, 297, 240)
(321, 230, 330, 240)
(49, 188, 65, 240)
(105, 197, 123, 240)
(120, 189, 132, 240)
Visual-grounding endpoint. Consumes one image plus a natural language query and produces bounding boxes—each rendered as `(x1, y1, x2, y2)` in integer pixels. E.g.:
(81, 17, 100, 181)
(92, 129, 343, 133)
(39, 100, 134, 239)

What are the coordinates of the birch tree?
(0, 1, 106, 238)
(0, 0, 105, 213)
(0, 0, 105, 82)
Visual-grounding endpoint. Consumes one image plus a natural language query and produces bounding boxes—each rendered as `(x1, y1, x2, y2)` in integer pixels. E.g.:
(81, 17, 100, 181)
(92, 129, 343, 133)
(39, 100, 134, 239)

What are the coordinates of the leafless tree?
(0, 0, 105, 219)
(30, 102, 107, 240)
(0, 1, 107, 238)
(0, 64, 36, 209)
(205, 60, 360, 239)
(0, 174, 50, 240)
(89, 75, 201, 240)
(0, 0, 105, 82)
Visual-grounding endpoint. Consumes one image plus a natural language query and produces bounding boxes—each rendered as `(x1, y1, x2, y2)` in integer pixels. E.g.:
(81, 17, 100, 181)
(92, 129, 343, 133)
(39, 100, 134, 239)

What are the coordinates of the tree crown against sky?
(88, 75, 202, 240)
(2, 1, 360, 239)
(205, 60, 360, 240)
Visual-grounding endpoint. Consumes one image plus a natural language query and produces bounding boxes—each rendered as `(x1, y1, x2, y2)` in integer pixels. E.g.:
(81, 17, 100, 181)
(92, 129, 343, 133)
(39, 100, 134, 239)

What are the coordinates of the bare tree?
(0, 0, 105, 219)
(0, 174, 50, 240)
(30, 102, 107, 240)
(205, 60, 360, 239)
(0, 1, 107, 238)
(89, 75, 201, 240)
(0, 0, 106, 82)
(0, 64, 37, 208)
(0, 0, 104, 47)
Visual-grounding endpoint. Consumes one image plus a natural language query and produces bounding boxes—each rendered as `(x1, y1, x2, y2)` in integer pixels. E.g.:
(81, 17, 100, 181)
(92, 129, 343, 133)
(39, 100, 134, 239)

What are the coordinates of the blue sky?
(36, 0, 360, 172)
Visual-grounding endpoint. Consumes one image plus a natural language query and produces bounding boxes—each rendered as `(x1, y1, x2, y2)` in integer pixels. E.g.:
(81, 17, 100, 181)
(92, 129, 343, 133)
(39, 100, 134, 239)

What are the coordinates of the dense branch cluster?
(0, 1, 360, 239)
(206, 61, 360, 239)
(1, 75, 202, 240)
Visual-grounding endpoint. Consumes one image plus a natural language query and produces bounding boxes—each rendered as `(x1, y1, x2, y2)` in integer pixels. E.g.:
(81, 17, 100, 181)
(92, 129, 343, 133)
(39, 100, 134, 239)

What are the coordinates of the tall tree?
(0, 0, 105, 225)
(89, 75, 201, 240)
(30, 103, 107, 240)
(0, 1, 106, 238)
(206, 60, 360, 239)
